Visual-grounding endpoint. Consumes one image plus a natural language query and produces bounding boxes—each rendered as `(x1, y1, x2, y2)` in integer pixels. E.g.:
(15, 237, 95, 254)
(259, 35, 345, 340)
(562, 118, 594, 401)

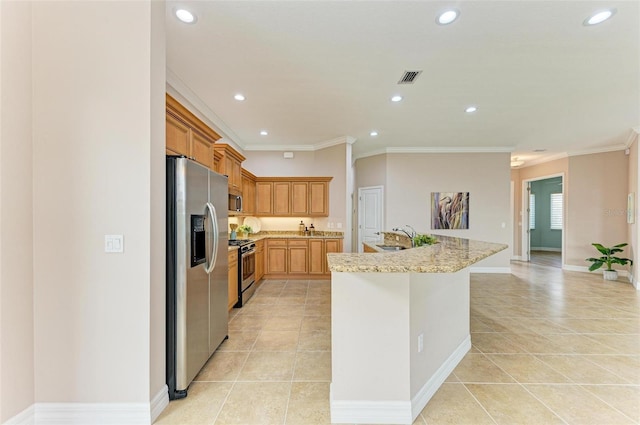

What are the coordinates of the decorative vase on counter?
(230, 230, 236, 240)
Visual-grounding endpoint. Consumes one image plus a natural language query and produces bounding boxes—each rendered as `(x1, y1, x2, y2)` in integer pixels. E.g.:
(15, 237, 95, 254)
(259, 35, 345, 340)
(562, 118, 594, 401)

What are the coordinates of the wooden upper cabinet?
(256, 182, 273, 215)
(241, 169, 257, 215)
(166, 113, 190, 156)
(166, 94, 220, 170)
(190, 130, 213, 169)
(291, 182, 309, 216)
(213, 143, 246, 194)
(254, 177, 332, 217)
(273, 182, 291, 215)
(309, 181, 329, 216)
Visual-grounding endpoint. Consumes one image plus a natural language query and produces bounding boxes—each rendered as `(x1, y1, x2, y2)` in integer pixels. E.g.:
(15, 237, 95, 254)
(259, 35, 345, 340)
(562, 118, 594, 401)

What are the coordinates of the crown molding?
(353, 146, 513, 161)
(244, 136, 357, 152)
(166, 68, 245, 148)
(516, 152, 568, 168)
(567, 143, 628, 157)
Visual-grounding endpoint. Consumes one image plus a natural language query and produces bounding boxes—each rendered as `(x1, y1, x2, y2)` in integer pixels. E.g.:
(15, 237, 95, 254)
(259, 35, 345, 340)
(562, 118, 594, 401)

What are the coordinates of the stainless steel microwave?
(229, 194, 242, 212)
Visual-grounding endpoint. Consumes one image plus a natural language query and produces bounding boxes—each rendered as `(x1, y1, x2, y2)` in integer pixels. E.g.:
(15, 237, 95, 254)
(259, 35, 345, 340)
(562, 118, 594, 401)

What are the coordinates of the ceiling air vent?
(398, 70, 422, 84)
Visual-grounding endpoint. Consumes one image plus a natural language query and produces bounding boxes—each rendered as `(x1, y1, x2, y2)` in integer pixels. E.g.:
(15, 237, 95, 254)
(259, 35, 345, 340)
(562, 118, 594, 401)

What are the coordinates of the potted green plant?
(237, 224, 253, 238)
(585, 243, 633, 281)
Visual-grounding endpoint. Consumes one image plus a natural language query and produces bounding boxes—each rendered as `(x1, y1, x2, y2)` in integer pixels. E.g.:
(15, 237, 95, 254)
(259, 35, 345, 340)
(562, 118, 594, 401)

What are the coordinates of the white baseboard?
(4, 404, 35, 424)
(530, 247, 562, 252)
(34, 403, 151, 425)
(562, 264, 630, 277)
(151, 385, 169, 423)
(330, 336, 471, 425)
(330, 399, 412, 425)
(511, 255, 522, 261)
(411, 335, 471, 420)
(469, 267, 511, 274)
(12, 386, 169, 425)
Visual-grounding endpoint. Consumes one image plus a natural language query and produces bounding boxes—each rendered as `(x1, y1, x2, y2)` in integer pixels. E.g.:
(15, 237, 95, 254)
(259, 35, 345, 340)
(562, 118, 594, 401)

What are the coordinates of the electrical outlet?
(337, 222, 342, 229)
(105, 234, 124, 253)
(418, 334, 424, 353)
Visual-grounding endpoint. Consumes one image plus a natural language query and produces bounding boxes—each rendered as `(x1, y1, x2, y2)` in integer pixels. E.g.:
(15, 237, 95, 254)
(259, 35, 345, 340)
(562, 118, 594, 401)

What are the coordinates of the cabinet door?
(291, 182, 309, 215)
(288, 239, 309, 274)
(228, 251, 239, 311)
(242, 176, 256, 214)
(308, 239, 325, 275)
(273, 182, 291, 215)
(166, 113, 190, 156)
(231, 159, 242, 191)
(309, 181, 328, 216)
(191, 131, 213, 169)
(267, 240, 287, 274)
(255, 240, 264, 282)
(324, 239, 343, 273)
(256, 182, 273, 215)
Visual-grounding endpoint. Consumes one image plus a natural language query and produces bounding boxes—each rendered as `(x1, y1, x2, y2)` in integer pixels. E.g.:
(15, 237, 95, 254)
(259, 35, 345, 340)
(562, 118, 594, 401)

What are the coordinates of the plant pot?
(603, 270, 618, 281)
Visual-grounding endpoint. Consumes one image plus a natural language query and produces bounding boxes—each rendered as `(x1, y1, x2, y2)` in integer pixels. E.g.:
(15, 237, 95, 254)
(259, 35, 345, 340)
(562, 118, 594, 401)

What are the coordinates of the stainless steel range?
(229, 239, 256, 307)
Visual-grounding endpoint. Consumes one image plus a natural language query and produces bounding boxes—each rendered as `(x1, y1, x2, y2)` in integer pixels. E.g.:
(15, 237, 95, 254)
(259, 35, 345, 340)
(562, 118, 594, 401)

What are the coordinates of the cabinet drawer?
(288, 239, 309, 247)
(267, 239, 287, 247)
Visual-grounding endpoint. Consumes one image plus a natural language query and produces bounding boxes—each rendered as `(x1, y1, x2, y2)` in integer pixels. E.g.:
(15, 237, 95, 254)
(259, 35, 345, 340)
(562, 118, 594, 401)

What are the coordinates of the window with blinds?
(550, 193, 563, 230)
(529, 194, 535, 230)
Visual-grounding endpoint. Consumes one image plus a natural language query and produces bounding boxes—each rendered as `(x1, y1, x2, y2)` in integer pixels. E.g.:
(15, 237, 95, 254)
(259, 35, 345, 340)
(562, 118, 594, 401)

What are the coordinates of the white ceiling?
(166, 1, 640, 164)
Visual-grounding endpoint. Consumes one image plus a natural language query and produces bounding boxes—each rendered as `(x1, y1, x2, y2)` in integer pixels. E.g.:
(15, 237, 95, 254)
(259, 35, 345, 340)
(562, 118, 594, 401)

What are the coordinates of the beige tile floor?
(156, 262, 639, 425)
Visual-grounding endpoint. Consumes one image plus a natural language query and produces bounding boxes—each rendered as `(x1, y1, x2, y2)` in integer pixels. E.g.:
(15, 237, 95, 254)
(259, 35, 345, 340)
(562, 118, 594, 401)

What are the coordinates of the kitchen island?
(327, 235, 507, 425)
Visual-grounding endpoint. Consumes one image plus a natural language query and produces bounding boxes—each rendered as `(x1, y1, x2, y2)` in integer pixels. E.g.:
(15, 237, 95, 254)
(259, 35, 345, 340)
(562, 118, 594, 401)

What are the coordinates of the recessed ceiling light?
(391, 95, 403, 102)
(234, 94, 245, 101)
(584, 9, 616, 25)
(533, 149, 547, 152)
(465, 106, 477, 113)
(260, 130, 268, 136)
(437, 9, 459, 25)
(175, 9, 196, 24)
(370, 131, 378, 137)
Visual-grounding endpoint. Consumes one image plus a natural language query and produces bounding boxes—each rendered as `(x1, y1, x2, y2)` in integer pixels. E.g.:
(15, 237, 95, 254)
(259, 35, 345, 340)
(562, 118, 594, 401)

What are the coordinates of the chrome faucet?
(392, 226, 416, 246)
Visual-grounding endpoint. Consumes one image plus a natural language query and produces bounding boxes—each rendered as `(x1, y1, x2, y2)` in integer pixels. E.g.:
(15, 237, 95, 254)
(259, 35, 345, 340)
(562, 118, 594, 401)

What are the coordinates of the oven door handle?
(204, 202, 218, 274)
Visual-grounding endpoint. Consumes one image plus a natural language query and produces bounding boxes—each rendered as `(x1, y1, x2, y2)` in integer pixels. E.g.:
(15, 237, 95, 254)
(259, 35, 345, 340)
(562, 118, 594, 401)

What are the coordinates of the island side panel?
(409, 270, 471, 412)
(331, 272, 412, 423)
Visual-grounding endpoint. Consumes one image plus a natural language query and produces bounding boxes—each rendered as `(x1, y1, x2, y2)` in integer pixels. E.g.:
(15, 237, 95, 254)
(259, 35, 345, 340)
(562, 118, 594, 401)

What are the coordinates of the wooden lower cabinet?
(288, 239, 309, 274)
(228, 250, 239, 311)
(255, 239, 264, 283)
(263, 237, 342, 278)
(309, 239, 325, 275)
(266, 239, 288, 274)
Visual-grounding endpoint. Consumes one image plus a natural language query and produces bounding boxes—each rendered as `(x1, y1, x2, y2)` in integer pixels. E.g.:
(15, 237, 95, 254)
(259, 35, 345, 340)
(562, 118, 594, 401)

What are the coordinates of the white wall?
(356, 153, 511, 269)
(0, 1, 35, 420)
(243, 144, 351, 250)
(31, 1, 164, 406)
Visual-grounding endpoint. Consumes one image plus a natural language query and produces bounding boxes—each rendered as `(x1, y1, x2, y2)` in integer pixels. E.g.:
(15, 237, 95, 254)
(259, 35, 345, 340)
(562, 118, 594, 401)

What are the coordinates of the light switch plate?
(105, 235, 124, 253)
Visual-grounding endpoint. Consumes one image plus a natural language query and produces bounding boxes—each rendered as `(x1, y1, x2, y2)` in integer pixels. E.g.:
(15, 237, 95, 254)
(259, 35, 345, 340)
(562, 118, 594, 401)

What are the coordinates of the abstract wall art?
(431, 192, 469, 229)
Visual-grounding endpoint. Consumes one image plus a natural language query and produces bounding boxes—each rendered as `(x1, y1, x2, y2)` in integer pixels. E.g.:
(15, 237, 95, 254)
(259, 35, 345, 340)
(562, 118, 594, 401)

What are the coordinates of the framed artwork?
(431, 192, 469, 229)
(628, 193, 635, 224)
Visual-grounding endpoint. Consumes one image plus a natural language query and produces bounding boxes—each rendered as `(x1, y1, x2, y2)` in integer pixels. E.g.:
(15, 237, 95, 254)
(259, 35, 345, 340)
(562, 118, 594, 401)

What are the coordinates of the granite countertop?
(228, 246, 239, 252)
(327, 235, 507, 273)
(241, 231, 344, 241)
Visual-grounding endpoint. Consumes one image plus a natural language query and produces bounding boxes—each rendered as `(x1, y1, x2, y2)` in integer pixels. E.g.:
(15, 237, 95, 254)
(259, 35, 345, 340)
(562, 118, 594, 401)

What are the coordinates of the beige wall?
(242, 144, 350, 249)
(0, 1, 35, 420)
(627, 137, 638, 283)
(511, 157, 569, 258)
(566, 151, 629, 268)
(355, 153, 512, 268)
(31, 1, 163, 405)
(149, 0, 167, 400)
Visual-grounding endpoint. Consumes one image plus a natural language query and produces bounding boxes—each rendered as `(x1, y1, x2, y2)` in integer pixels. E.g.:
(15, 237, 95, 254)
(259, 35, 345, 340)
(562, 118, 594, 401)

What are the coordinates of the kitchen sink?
(376, 245, 407, 251)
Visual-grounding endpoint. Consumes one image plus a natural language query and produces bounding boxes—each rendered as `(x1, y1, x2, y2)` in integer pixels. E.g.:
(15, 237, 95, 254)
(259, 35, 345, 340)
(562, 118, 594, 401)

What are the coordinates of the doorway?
(522, 174, 564, 267)
(357, 186, 384, 253)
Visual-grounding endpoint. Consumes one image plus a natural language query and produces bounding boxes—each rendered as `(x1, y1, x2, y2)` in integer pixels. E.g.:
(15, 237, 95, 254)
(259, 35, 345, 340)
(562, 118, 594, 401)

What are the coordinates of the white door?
(357, 186, 384, 252)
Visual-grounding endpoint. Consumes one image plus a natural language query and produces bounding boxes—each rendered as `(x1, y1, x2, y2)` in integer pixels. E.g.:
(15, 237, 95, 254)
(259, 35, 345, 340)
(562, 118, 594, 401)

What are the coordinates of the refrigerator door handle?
(204, 202, 218, 274)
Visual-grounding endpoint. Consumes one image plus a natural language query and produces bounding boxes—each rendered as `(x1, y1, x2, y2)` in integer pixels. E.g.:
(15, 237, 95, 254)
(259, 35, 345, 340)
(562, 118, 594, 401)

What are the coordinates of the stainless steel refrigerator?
(166, 156, 228, 400)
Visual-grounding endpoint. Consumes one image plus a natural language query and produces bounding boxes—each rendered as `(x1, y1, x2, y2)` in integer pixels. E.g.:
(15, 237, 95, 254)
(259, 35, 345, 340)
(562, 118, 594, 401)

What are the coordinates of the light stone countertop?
(327, 235, 507, 273)
(239, 231, 344, 241)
